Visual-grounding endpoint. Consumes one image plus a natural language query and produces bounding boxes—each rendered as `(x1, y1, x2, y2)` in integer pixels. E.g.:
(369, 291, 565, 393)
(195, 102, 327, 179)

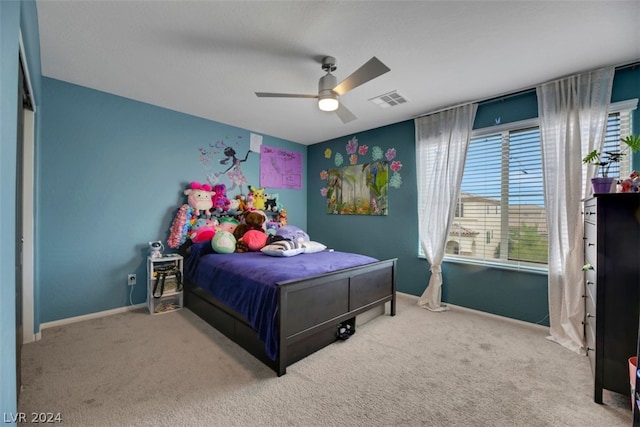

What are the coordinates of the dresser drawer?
(584, 267, 596, 304)
(584, 289, 596, 324)
(585, 320, 596, 376)
(584, 223, 597, 265)
(583, 199, 597, 225)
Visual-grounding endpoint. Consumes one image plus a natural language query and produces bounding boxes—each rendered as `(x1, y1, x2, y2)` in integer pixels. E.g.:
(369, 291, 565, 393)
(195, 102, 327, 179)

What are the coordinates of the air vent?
(369, 91, 408, 108)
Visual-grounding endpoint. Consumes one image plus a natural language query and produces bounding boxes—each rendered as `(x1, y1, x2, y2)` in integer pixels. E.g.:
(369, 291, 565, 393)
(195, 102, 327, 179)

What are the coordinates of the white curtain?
(537, 67, 614, 354)
(415, 104, 478, 311)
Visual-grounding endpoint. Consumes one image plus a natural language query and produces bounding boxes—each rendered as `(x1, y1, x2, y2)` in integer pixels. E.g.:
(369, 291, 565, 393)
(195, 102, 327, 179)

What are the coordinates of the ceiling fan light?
(318, 96, 339, 112)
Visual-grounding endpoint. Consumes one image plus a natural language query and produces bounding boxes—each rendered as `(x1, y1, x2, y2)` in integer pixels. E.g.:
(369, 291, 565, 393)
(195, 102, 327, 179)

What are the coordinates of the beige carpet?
(19, 293, 629, 426)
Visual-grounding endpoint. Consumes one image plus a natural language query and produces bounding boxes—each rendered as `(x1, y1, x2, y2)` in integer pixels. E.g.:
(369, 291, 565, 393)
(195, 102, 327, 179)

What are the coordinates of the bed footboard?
(276, 258, 396, 375)
(184, 258, 397, 376)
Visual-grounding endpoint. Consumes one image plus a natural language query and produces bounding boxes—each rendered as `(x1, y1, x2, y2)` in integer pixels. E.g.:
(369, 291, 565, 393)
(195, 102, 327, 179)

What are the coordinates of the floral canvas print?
(326, 161, 388, 215)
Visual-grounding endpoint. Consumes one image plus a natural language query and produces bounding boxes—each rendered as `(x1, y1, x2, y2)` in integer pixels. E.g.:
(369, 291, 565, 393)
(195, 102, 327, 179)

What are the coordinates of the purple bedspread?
(183, 241, 378, 361)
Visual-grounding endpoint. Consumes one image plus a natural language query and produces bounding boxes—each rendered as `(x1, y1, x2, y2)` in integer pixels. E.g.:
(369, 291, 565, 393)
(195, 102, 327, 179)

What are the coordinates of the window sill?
(418, 254, 548, 275)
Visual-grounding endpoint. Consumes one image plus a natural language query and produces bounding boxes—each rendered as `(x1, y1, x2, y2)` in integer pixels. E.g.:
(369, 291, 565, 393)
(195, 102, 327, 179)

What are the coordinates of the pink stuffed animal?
(183, 182, 215, 216)
(189, 218, 218, 243)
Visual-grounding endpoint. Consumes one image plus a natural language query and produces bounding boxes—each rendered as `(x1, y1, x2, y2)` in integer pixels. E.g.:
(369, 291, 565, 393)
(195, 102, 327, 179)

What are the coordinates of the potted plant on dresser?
(583, 134, 640, 193)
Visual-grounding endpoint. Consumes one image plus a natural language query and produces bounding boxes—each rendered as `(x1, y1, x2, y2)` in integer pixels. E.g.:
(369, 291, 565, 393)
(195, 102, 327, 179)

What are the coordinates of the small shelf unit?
(147, 254, 184, 315)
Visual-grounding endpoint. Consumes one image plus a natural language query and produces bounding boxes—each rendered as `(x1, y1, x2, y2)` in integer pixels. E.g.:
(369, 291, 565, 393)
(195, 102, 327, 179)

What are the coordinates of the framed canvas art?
(326, 161, 388, 215)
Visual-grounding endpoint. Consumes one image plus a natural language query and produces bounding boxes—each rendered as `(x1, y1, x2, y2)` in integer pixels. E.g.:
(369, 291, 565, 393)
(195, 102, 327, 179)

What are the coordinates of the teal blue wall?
(0, 1, 21, 419)
(1, 0, 41, 421)
(37, 78, 307, 323)
(308, 67, 640, 326)
(308, 121, 420, 290)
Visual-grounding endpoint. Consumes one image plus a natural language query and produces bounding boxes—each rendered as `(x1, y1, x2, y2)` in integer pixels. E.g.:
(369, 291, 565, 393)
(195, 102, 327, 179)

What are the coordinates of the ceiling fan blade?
(255, 92, 318, 99)
(332, 57, 390, 96)
(335, 103, 357, 124)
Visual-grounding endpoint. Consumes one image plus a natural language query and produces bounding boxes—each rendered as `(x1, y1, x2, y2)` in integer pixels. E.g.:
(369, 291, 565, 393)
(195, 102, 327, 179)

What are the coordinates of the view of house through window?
(433, 103, 635, 271)
(449, 125, 548, 268)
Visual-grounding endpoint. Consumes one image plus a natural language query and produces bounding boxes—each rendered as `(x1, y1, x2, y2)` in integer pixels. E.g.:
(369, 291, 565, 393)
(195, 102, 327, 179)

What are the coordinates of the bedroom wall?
(0, 1, 21, 418)
(308, 66, 640, 326)
(2, 0, 41, 419)
(36, 77, 307, 324)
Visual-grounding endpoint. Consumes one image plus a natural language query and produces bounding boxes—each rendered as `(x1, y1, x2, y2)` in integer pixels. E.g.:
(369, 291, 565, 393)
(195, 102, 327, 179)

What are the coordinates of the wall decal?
(198, 136, 251, 193)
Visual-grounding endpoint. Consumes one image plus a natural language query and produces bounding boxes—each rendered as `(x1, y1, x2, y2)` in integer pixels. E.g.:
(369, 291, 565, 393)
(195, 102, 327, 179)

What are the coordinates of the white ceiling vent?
(369, 91, 408, 108)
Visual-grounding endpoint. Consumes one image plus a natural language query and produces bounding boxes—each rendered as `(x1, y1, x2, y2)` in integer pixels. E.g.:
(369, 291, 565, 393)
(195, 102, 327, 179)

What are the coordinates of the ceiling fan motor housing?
(318, 73, 338, 94)
(318, 73, 339, 111)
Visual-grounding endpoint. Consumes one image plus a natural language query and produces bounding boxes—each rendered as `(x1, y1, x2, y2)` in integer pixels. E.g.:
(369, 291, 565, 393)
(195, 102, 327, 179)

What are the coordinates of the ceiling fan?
(255, 56, 390, 124)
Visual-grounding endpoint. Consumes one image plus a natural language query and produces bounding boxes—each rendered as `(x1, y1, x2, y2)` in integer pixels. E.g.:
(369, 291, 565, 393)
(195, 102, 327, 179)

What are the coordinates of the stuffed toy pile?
(167, 182, 290, 251)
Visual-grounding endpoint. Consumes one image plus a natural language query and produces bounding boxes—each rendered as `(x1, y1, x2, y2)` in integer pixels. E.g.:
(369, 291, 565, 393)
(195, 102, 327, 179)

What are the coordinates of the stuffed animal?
(234, 194, 247, 212)
(189, 218, 218, 243)
(233, 211, 267, 240)
(184, 182, 215, 216)
(245, 192, 255, 210)
(265, 220, 279, 236)
(212, 184, 231, 213)
(248, 185, 267, 210)
(211, 230, 236, 254)
(276, 225, 310, 243)
(621, 171, 639, 193)
(218, 217, 240, 234)
(264, 193, 282, 213)
(227, 196, 240, 213)
(236, 229, 268, 253)
(278, 208, 288, 226)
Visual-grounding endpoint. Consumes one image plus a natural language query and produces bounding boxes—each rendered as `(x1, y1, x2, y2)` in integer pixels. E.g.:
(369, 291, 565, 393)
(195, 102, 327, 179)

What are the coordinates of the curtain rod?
(414, 60, 640, 119)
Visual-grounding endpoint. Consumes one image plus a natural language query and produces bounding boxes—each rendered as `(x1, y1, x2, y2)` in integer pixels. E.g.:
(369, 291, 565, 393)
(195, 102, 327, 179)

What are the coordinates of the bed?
(179, 240, 396, 376)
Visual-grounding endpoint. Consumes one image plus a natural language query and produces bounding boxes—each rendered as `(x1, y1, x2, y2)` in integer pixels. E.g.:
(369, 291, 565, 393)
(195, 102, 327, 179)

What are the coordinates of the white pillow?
(261, 240, 305, 257)
(301, 241, 327, 254)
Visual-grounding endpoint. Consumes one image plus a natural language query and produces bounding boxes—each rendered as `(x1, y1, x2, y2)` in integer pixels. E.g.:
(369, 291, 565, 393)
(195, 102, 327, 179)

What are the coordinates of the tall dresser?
(583, 193, 640, 403)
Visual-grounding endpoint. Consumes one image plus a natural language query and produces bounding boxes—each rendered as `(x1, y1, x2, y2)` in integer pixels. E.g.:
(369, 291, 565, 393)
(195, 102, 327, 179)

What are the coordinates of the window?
(602, 109, 633, 178)
(436, 99, 636, 272)
(449, 125, 547, 269)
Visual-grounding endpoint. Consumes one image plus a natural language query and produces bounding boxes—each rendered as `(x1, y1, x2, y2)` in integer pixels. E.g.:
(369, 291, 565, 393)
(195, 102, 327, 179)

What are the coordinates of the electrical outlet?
(128, 274, 136, 286)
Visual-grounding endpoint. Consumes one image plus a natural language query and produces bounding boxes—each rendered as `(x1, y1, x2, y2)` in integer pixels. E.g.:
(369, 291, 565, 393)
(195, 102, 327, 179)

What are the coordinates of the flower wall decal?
(346, 137, 358, 154)
(390, 161, 402, 172)
(385, 148, 396, 161)
(371, 146, 384, 161)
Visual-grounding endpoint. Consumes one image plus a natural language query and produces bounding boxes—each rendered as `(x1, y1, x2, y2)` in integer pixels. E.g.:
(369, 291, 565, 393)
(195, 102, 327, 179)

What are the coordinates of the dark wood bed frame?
(179, 245, 396, 376)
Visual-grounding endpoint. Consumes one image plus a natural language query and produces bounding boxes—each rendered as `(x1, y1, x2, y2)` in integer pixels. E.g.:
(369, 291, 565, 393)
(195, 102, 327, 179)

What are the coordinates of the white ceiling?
(36, 1, 640, 145)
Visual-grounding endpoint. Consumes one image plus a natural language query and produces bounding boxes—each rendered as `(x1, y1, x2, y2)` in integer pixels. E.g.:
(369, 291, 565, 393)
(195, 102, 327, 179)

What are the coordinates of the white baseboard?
(397, 291, 549, 333)
(40, 303, 146, 331)
(445, 302, 549, 332)
(22, 331, 41, 344)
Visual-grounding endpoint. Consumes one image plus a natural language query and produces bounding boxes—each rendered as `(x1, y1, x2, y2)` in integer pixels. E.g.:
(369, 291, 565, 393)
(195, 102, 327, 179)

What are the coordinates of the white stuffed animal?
(183, 182, 215, 216)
